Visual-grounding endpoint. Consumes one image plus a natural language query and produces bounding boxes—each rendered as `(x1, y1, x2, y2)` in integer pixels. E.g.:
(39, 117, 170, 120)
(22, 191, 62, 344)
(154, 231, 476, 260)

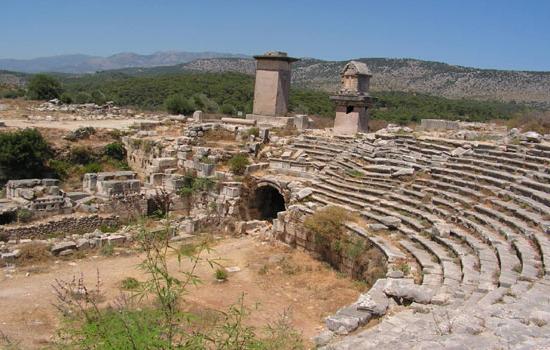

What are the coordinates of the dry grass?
(17, 242, 51, 265)
(368, 119, 389, 132)
(505, 112, 550, 134)
(202, 128, 235, 142)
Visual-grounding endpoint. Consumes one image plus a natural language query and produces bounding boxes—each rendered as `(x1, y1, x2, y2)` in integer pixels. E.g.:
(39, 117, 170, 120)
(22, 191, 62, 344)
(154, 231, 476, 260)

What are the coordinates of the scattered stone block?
(52, 241, 77, 255)
(379, 216, 401, 229)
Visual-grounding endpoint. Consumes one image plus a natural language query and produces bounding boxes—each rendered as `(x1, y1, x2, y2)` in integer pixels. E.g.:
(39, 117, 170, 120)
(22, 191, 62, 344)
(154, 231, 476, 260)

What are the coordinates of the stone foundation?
(0, 215, 119, 240)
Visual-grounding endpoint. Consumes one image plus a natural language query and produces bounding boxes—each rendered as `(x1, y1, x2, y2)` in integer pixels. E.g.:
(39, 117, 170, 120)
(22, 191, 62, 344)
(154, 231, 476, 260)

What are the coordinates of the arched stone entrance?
(251, 184, 286, 221)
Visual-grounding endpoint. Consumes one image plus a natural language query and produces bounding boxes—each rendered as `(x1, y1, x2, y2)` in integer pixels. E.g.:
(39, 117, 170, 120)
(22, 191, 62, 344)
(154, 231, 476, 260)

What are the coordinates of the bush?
(120, 277, 140, 290)
(16, 208, 33, 223)
(104, 142, 126, 161)
(83, 162, 103, 173)
(73, 91, 92, 104)
(0, 128, 52, 184)
(26, 74, 63, 100)
(91, 90, 107, 105)
(247, 127, 260, 138)
(220, 103, 236, 115)
(48, 159, 73, 179)
(215, 268, 228, 281)
(304, 206, 351, 241)
(228, 154, 250, 175)
(59, 92, 73, 104)
(164, 94, 194, 115)
(69, 145, 94, 164)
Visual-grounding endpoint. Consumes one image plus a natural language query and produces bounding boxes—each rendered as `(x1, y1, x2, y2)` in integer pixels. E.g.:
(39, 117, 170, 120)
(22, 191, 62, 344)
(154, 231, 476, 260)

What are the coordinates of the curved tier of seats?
(283, 133, 550, 348)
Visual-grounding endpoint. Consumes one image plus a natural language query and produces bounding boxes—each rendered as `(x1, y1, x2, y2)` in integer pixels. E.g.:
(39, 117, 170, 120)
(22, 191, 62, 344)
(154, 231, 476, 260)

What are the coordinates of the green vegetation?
(228, 154, 250, 175)
(61, 72, 254, 113)
(16, 208, 33, 223)
(215, 268, 228, 281)
(164, 94, 195, 114)
(35, 69, 532, 124)
(53, 214, 304, 349)
(120, 277, 140, 290)
(176, 173, 216, 199)
(370, 91, 529, 124)
(103, 142, 126, 161)
(0, 128, 53, 184)
(26, 74, 63, 100)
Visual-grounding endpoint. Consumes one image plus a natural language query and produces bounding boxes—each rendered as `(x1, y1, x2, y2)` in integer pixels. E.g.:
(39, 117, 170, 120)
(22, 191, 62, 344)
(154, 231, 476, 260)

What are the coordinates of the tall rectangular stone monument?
(246, 51, 299, 128)
(330, 61, 374, 135)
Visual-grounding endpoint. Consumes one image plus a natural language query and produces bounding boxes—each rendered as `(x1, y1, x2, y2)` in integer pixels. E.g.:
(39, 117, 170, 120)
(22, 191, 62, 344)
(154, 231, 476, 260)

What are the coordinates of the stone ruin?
(246, 51, 301, 128)
(331, 61, 374, 135)
(2, 54, 550, 350)
(4, 179, 72, 218)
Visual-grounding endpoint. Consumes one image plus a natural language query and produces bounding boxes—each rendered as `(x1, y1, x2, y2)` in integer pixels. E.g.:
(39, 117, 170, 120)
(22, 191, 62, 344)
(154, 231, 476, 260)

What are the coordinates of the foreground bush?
(54, 214, 304, 349)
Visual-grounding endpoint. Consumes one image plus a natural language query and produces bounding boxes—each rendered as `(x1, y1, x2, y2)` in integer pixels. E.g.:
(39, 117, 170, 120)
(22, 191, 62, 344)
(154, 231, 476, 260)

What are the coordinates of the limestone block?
(51, 241, 77, 255)
(193, 110, 204, 122)
(379, 216, 401, 229)
(432, 222, 451, 238)
(356, 279, 389, 316)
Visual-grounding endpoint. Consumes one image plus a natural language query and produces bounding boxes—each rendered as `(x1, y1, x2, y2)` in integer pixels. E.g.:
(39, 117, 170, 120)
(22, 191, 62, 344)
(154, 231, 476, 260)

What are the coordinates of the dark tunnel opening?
(253, 186, 286, 221)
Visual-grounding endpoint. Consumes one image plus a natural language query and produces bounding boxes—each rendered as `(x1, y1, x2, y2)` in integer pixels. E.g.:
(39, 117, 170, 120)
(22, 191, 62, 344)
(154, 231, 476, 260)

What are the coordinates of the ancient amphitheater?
(1, 52, 549, 349)
(275, 127, 550, 349)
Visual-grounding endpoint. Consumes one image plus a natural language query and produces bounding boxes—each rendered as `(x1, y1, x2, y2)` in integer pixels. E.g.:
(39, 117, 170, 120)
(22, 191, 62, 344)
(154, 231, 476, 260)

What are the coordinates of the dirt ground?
(0, 98, 156, 131)
(0, 236, 362, 349)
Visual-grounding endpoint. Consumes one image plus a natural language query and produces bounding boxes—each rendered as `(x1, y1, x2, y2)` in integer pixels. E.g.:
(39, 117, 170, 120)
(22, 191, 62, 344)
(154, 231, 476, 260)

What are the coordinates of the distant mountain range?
(1, 51, 549, 108)
(0, 51, 248, 74)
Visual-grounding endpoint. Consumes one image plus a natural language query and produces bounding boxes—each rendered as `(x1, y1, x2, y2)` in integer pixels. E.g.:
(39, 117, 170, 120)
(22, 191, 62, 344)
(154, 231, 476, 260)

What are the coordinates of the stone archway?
(250, 184, 286, 221)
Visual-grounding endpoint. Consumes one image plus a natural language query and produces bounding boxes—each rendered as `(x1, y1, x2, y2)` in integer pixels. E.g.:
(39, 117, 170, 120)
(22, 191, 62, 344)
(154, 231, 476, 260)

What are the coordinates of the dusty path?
(1, 118, 157, 131)
(0, 236, 361, 349)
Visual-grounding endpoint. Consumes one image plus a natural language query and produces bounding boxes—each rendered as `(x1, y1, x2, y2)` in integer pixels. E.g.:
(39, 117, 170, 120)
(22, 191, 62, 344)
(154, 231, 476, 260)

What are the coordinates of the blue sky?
(2, 0, 549, 71)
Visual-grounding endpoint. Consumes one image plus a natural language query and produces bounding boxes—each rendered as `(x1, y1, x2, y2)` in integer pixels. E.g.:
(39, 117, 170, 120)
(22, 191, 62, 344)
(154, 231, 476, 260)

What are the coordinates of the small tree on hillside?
(26, 74, 63, 100)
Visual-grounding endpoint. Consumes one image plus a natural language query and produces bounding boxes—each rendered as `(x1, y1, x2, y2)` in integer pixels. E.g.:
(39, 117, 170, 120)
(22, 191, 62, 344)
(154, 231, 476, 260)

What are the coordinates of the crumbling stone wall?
(272, 206, 387, 282)
(0, 215, 119, 240)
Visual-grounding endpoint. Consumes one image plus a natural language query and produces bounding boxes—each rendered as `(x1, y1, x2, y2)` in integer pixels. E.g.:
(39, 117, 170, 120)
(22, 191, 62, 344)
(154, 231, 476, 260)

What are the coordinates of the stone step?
(399, 239, 443, 287)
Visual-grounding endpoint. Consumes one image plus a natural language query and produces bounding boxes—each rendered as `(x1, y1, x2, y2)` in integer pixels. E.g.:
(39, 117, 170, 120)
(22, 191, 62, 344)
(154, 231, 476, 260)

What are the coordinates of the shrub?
(303, 206, 351, 240)
(104, 142, 126, 161)
(74, 91, 92, 104)
(228, 154, 250, 175)
(99, 224, 118, 233)
(120, 277, 140, 290)
(246, 127, 260, 138)
(83, 162, 103, 174)
(215, 268, 228, 281)
(220, 103, 236, 115)
(59, 92, 73, 104)
(69, 145, 94, 165)
(0, 128, 52, 184)
(164, 94, 194, 115)
(91, 90, 106, 105)
(26, 74, 63, 100)
(16, 208, 33, 223)
(48, 160, 73, 179)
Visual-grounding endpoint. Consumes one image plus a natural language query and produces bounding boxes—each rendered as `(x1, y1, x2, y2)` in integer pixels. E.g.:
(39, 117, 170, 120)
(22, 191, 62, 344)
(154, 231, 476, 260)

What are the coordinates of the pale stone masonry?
(246, 51, 299, 127)
(331, 61, 374, 135)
